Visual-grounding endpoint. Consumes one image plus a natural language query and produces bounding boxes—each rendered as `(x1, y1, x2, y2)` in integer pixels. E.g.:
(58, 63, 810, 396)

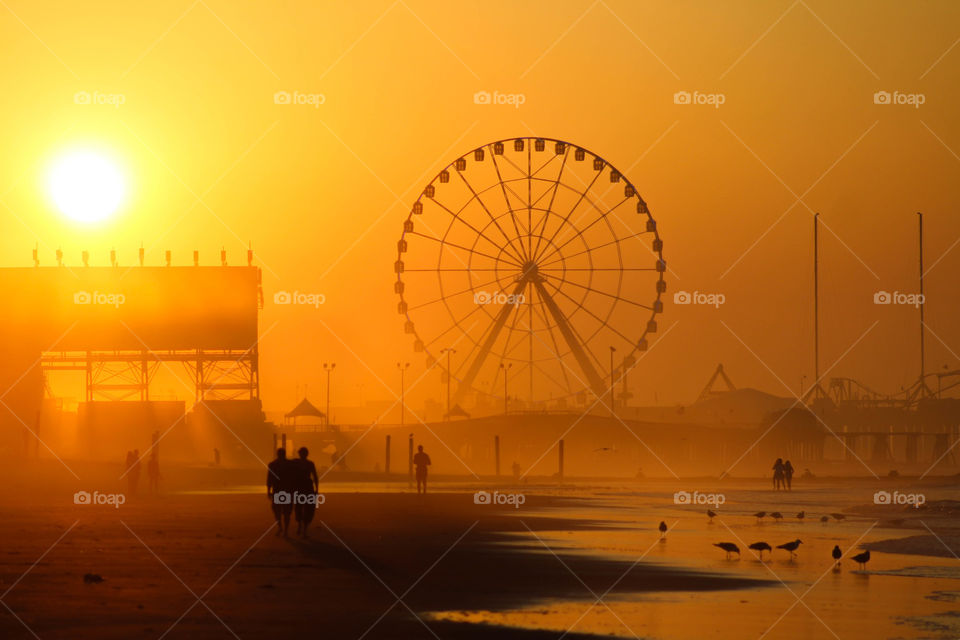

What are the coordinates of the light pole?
(397, 362, 410, 427)
(609, 346, 616, 417)
(323, 362, 336, 428)
(440, 347, 456, 419)
(500, 362, 512, 415)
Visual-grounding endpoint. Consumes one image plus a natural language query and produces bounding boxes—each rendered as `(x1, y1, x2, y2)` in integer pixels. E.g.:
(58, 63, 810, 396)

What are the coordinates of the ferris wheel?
(394, 137, 666, 407)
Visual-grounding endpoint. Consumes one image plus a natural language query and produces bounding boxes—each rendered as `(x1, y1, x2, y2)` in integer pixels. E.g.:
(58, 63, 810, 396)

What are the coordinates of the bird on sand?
(796, 511, 805, 522)
(832, 545, 842, 568)
(748, 541, 772, 559)
(714, 542, 740, 559)
(820, 515, 830, 523)
(776, 539, 803, 559)
(851, 550, 871, 570)
(706, 509, 717, 523)
(771, 512, 783, 523)
(659, 521, 668, 538)
(830, 513, 846, 521)
(754, 511, 766, 523)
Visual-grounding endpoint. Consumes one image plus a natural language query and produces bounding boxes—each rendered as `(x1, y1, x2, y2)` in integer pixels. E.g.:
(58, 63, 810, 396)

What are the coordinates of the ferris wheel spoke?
(453, 167, 528, 263)
(491, 295, 529, 383)
(428, 198, 526, 266)
(452, 279, 528, 406)
(539, 271, 653, 310)
(409, 231, 520, 268)
(529, 280, 606, 398)
(529, 289, 574, 394)
(424, 303, 486, 351)
(539, 267, 657, 271)
(408, 274, 510, 312)
(532, 164, 606, 265)
(540, 230, 648, 268)
(535, 196, 631, 265)
(530, 150, 570, 260)
(542, 276, 641, 350)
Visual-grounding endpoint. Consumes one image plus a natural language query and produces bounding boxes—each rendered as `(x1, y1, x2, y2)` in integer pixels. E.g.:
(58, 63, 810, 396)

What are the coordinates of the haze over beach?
(2, 1, 960, 639)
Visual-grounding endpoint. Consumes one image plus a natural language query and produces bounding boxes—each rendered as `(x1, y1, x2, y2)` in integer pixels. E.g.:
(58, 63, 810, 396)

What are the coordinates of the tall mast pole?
(918, 212, 926, 396)
(813, 213, 820, 400)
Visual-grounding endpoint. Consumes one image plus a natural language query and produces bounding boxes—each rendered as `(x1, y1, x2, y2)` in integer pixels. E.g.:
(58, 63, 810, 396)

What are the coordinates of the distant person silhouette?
(413, 445, 431, 494)
(267, 449, 295, 536)
(772, 458, 785, 491)
(147, 452, 160, 494)
(213, 448, 221, 466)
(783, 460, 794, 491)
(512, 461, 521, 481)
(292, 447, 319, 538)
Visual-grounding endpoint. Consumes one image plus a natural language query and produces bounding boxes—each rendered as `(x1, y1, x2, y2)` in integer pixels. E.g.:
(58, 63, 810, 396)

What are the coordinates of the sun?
(48, 150, 126, 223)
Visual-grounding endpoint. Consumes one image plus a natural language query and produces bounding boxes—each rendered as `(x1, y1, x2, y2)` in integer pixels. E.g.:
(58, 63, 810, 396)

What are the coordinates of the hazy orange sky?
(2, 0, 960, 414)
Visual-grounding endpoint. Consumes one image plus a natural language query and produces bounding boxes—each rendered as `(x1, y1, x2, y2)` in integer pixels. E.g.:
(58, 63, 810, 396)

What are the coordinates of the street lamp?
(397, 362, 410, 427)
(323, 362, 336, 428)
(500, 362, 512, 415)
(609, 346, 616, 417)
(440, 347, 456, 419)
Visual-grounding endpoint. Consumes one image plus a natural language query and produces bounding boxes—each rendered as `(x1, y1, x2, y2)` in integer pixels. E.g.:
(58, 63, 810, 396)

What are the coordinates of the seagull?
(706, 509, 717, 523)
(659, 521, 668, 538)
(797, 511, 805, 522)
(776, 539, 803, 559)
(748, 541, 772, 559)
(830, 513, 846, 522)
(754, 511, 766, 523)
(832, 545, 842, 568)
(714, 542, 740, 559)
(852, 550, 871, 570)
(771, 512, 783, 523)
(820, 515, 830, 523)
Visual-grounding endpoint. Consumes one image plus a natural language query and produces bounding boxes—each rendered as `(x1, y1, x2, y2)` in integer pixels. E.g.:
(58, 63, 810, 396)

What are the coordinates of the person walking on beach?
(783, 460, 794, 491)
(772, 458, 785, 491)
(292, 447, 319, 538)
(413, 445, 431, 494)
(267, 448, 295, 536)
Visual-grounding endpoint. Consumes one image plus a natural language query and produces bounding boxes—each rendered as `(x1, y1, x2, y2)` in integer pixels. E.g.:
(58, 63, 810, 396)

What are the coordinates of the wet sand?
(2, 461, 959, 639)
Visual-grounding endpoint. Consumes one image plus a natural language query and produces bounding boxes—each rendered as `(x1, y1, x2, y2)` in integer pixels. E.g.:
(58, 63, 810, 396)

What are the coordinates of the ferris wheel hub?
(518, 260, 543, 283)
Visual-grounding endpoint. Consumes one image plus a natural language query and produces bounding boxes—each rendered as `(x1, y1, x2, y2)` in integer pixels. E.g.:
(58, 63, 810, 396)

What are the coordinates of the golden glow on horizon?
(47, 150, 126, 224)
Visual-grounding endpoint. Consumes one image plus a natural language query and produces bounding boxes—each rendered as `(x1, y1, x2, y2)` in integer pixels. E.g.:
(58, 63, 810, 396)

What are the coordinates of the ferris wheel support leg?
(533, 281, 608, 400)
(452, 279, 528, 407)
